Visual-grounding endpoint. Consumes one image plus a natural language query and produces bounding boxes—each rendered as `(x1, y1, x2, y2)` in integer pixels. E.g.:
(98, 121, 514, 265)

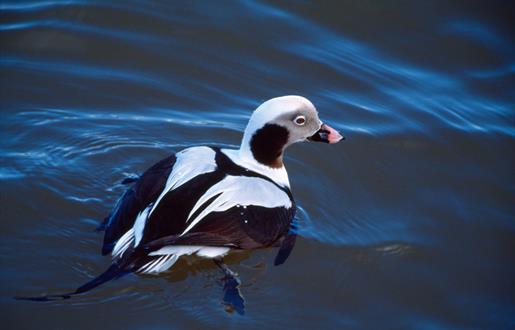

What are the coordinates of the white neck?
(238, 133, 259, 164)
(221, 148, 290, 188)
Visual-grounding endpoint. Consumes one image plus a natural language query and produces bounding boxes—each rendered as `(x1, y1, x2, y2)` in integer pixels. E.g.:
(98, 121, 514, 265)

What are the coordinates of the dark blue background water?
(1, 1, 514, 329)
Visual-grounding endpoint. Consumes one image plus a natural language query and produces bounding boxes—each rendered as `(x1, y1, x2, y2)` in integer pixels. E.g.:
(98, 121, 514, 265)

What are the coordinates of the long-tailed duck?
(18, 95, 343, 306)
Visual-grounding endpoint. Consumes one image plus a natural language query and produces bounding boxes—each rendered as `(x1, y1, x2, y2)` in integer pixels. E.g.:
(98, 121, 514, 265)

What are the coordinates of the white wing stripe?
(154, 255, 178, 273)
(139, 256, 163, 273)
(148, 147, 216, 218)
(112, 228, 134, 258)
(138, 254, 179, 274)
(148, 256, 168, 273)
(118, 239, 132, 258)
(129, 147, 217, 249)
(133, 206, 151, 247)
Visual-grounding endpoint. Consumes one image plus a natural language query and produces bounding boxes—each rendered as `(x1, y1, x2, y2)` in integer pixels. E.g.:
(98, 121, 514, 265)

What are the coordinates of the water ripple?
(0, 19, 167, 46)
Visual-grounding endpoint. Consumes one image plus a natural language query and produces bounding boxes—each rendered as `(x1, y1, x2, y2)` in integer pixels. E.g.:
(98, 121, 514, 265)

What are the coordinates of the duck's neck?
(239, 123, 289, 169)
(223, 148, 290, 188)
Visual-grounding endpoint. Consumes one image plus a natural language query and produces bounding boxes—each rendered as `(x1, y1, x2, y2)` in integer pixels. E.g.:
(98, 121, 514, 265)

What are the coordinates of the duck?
(17, 95, 343, 305)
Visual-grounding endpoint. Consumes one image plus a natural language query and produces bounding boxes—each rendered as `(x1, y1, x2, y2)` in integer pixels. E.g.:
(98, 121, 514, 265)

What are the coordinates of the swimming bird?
(17, 95, 343, 307)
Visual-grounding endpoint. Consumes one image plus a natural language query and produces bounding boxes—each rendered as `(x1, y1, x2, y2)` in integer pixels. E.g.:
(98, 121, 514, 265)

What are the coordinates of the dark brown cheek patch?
(250, 124, 289, 168)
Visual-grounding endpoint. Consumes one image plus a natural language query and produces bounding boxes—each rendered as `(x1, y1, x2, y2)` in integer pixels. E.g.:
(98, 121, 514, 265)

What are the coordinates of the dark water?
(1, 1, 514, 328)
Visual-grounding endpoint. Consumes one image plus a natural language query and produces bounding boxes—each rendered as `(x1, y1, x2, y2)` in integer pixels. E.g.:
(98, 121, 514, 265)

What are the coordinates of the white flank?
(149, 245, 230, 258)
(181, 175, 292, 236)
(196, 246, 230, 258)
(138, 245, 229, 274)
(149, 245, 203, 256)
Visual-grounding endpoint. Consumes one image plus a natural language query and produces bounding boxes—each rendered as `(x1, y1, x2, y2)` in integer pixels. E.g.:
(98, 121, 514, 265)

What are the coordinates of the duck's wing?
(105, 146, 219, 257)
(107, 146, 295, 260)
(142, 208, 292, 252)
(139, 172, 296, 251)
(101, 154, 176, 255)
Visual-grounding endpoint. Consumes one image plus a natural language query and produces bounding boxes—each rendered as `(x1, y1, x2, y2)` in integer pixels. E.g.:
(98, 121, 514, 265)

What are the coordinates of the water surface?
(1, 1, 514, 329)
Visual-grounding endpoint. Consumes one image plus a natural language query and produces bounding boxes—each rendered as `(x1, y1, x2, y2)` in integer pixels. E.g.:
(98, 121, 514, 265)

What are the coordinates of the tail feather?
(14, 262, 131, 302)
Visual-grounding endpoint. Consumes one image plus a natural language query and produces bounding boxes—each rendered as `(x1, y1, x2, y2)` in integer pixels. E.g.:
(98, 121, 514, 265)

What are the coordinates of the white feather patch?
(128, 147, 217, 249)
(149, 245, 230, 258)
(138, 254, 179, 274)
(197, 246, 230, 258)
(181, 175, 292, 236)
(149, 146, 217, 218)
(112, 228, 134, 258)
(133, 206, 151, 247)
(139, 245, 229, 274)
(149, 245, 202, 256)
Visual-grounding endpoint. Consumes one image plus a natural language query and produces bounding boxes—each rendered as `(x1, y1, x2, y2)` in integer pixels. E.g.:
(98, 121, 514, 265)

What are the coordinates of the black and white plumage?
(103, 146, 296, 275)
(18, 95, 343, 303)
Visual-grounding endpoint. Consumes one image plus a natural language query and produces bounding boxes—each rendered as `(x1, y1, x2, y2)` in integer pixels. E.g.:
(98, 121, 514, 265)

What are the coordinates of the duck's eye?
(294, 115, 306, 126)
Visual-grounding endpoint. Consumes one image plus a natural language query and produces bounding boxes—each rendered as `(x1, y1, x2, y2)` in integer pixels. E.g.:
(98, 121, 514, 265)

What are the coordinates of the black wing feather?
(141, 204, 295, 253)
(101, 154, 176, 255)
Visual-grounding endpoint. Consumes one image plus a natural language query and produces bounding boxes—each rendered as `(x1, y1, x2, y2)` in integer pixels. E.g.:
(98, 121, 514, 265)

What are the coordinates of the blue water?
(1, 1, 514, 328)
